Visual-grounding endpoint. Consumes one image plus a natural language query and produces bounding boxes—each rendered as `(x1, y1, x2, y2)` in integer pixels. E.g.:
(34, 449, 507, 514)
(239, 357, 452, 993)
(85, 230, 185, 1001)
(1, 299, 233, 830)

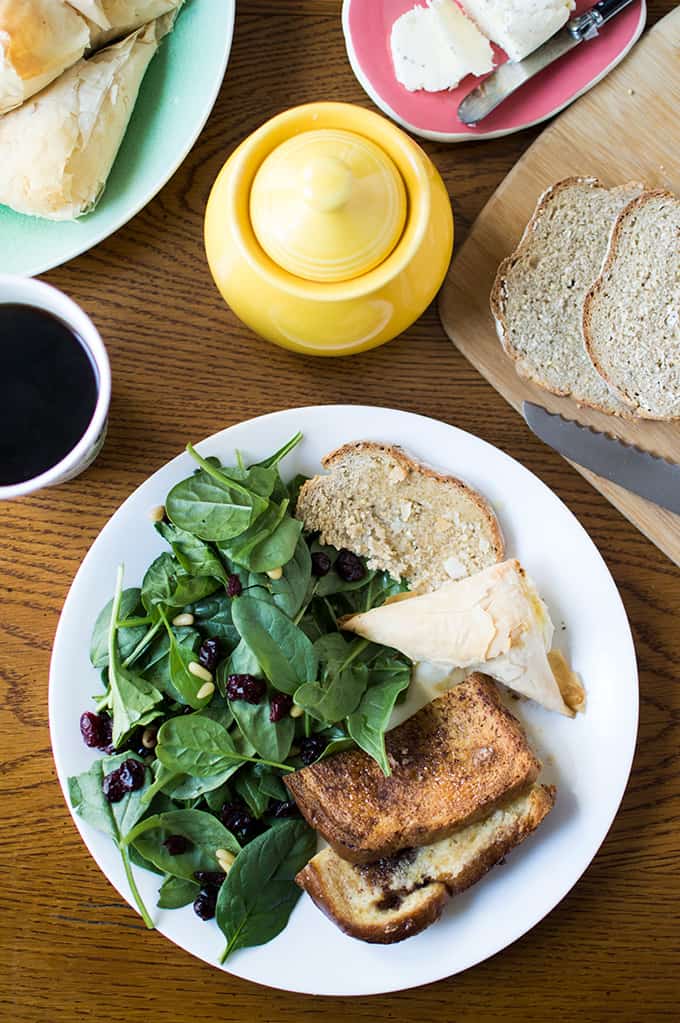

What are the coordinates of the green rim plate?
(0, 0, 235, 276)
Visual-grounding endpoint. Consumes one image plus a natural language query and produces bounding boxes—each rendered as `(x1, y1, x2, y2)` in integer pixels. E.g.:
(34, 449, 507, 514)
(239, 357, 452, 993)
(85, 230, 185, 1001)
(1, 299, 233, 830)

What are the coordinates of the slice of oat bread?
(491, 176, 642, 414)
(295, 441, 503, 592)
(583, 189, 680, 420)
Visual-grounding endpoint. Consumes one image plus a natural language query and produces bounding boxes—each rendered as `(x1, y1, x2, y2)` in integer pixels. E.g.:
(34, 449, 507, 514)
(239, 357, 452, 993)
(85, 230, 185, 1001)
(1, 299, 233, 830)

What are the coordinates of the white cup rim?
(0, 274, 111, 499)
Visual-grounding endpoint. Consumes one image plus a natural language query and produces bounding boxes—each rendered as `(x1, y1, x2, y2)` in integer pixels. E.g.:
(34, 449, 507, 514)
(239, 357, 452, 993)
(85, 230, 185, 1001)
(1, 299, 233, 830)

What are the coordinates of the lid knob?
(249, 129, 407, 284)
(303, 155, 353, 213)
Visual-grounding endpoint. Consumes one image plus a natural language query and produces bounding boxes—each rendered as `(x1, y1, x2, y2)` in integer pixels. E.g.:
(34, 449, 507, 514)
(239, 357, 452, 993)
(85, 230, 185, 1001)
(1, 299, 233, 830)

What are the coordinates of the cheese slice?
(390, 0, 494, 93)
(459, 0, 575, 63)
(341, 559, 577, 716)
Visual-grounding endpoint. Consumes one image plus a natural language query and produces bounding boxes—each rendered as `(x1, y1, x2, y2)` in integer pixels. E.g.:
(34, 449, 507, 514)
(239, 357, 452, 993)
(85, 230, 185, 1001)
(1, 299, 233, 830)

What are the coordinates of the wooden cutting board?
(439, 7, 680, 567)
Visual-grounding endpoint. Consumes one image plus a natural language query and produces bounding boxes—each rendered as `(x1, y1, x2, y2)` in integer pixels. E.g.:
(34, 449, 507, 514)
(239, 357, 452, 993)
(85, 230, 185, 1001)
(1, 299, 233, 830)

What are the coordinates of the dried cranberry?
(220, 801, 262, 844)
(102, 768, 127, 803)
(226, 674, 266, 704)
(193, 888, 217, 921)
(118, 758, 146, 792)
(79, 710, 112, 750)
(299, 735, 328, 765)
(198, 638, 219, 673)
(269, 799, 299, 818)
(311, 551, 331, 577)
(226, 574, 242, 598)
(194, 870, 226, 889)
(269, 692, 293, 722)
(334, 548, 365, 582)
(163, 834, 190, 856)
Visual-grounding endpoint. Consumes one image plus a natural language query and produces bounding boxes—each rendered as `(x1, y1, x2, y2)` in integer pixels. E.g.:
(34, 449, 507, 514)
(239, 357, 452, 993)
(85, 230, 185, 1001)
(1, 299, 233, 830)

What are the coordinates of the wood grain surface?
(439, 6, 680, 565)
(1, 3, 678, 1021)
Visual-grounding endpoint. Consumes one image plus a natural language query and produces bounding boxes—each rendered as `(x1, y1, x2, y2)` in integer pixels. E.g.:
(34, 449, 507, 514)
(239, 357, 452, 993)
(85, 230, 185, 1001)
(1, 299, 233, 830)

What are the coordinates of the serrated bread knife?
(458, 0, 636, 126)
(523, 402, 680, 515)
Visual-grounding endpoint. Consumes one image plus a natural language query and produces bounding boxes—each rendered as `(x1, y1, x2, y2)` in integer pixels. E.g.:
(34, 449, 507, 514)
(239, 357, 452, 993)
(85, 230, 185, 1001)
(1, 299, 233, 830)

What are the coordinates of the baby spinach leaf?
(68, 752, 154, 928)
(90, 588, 148, 669)
(216, 819, 316, 962)
(225, 500, 303, 574)
(251, 432, 303, 470)
(165, 445, 276, 543)
(141, 552, 179, 614)
(294, 662, 369, 726)
(231, 596, 318, 696)
(155, 521, 227, 583)
(155, 715, 240, 778)
(161, 614, 214, 710)
(107, 569, 163, 747)
(230, 699, 295, 763)
(311, 542, 376, 598)
(139, 626, 200, 702)
(286, 473, 309, 514)
(157, 874, 199, 910)
(346, 660, 411, 776)
(233, 765, 273, 819)
(190, 593, 239, 648)
(125, 808, 240, 880)
(254, 534, 312, 618)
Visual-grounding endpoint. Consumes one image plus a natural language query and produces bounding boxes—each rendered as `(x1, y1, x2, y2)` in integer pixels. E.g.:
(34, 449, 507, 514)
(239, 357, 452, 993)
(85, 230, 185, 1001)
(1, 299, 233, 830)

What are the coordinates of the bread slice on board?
(296, 783, 555, 944)
(583, 189, 680, 421)
(295, 441, 504, 592)
(284, 674, 541, 864)
(490, 176, 642, 414)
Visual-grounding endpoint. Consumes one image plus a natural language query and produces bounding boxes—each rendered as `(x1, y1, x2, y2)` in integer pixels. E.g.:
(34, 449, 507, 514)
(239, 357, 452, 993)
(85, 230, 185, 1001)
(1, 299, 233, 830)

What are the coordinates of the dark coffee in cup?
(0, 304, 99, 486)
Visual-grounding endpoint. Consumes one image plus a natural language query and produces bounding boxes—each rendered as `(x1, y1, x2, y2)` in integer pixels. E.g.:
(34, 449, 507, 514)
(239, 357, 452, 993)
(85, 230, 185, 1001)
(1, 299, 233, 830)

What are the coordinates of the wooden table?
(2, 3, 678, 1021)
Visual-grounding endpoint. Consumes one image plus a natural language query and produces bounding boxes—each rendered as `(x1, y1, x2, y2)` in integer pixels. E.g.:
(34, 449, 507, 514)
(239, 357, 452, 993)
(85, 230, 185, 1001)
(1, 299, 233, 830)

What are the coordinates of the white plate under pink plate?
(343, 0, 646, 141)
(49, 405, 638, 995)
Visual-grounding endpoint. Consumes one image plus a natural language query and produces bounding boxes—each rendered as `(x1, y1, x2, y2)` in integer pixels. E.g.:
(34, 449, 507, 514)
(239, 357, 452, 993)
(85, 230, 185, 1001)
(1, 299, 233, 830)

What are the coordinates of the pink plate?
(343, 0, 646, 141)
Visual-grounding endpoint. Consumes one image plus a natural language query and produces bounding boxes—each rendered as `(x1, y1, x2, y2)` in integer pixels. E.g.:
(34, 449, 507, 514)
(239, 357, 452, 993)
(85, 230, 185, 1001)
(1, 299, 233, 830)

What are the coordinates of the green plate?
(0, 0, 235, 276)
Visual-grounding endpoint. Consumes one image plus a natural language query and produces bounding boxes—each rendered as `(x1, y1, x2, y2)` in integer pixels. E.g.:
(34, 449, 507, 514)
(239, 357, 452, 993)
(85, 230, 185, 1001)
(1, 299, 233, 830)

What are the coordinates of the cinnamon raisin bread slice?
(491, 176, 642, 414)
(296, 784, 555, 944)
(295, 441, 503, 592)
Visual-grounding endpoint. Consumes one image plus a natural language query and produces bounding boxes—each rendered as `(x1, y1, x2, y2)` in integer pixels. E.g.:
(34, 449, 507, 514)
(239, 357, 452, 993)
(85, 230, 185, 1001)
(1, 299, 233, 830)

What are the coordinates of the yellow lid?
(249, 128, 407, 283)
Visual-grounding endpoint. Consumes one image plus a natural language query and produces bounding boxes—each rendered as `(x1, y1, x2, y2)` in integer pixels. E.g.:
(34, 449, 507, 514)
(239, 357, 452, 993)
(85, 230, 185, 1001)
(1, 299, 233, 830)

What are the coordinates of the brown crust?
(301, 439, 504, 566)
(295, 785, 555, 944)
(490, 176, 642, 418)
(583, 188, 680, 422)
(285, 675, 540, 864)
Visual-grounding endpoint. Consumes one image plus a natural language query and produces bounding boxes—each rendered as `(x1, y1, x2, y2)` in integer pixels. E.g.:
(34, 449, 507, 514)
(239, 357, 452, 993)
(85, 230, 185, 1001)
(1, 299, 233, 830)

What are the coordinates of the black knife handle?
(570, 0, 634, 40)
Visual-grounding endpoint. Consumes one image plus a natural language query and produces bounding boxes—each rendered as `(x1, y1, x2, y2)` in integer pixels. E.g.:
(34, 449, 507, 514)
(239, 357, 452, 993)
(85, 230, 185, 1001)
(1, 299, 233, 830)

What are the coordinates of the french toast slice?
(296, 784, 555, 944)
(285, 674, 541, 864)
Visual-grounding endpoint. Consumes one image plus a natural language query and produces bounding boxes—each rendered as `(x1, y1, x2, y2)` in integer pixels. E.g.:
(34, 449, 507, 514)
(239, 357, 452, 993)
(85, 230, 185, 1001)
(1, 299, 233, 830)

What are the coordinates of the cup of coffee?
(0, 274, 111, 499)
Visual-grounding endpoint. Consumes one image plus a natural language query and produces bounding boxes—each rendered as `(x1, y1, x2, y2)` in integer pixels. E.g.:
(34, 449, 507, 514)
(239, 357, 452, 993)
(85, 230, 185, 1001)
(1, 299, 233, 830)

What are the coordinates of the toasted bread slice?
(295, 441, 503, 593)
(285, 675, 541, 864)
(297, 784, 555, 944)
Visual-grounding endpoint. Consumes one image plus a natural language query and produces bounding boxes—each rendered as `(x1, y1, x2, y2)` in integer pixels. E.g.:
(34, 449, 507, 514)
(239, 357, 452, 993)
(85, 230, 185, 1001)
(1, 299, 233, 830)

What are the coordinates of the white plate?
(49, 405, 638, 996)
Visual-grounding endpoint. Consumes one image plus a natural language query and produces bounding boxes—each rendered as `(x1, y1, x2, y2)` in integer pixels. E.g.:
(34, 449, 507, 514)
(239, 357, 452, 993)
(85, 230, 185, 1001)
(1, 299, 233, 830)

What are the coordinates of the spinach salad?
(68, 433, 411, 962)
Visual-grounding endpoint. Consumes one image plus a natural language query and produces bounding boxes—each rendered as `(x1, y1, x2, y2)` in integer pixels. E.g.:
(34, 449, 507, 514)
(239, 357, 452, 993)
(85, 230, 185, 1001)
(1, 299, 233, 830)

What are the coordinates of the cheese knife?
(458, 0, 636, 126)
(522, 402, 680, 515)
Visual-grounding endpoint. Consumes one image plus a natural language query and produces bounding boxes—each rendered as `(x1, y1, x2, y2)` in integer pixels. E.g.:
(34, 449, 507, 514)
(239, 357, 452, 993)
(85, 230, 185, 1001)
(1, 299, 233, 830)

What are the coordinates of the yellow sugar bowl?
(204, 102, 454, 356)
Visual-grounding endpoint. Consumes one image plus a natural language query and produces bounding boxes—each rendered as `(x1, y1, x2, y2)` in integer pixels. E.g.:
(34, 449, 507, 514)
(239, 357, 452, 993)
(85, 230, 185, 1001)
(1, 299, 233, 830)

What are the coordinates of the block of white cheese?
(341, 559, 581, 716)
(459, 0, 575, 63)
(390, 0, 494, 93)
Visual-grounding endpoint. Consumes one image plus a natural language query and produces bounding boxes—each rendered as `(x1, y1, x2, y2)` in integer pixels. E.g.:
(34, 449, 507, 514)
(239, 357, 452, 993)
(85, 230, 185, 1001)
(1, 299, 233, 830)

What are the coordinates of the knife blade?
(522, 402, 680, 516)
(458, 0, 636, 126)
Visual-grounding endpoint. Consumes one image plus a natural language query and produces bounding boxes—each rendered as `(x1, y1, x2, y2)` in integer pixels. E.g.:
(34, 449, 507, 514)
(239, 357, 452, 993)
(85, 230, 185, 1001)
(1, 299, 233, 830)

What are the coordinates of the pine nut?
(266, 566, 283, 580)
(215, 848, 236, 873)
(141, 727, 157, 749)
(149, 504, 166, 523)
(196, 681, 215, 701)
(289, 704, 304, 719)
(188, 661, 213, 683)
(172, 612, 195, 627)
